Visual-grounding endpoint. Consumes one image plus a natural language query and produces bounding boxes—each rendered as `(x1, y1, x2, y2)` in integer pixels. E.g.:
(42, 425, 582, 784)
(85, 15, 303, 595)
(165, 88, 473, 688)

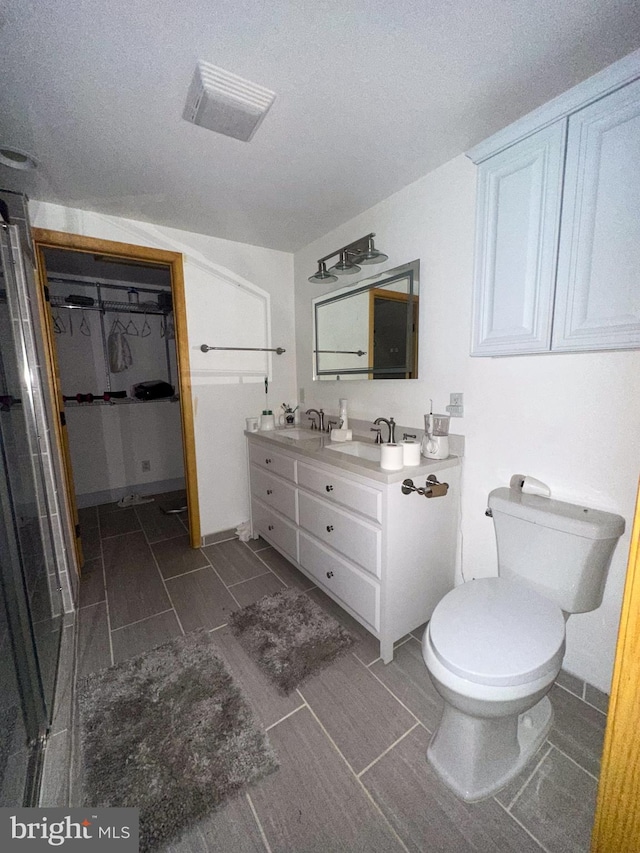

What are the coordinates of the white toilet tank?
(488, 487, 625, 613)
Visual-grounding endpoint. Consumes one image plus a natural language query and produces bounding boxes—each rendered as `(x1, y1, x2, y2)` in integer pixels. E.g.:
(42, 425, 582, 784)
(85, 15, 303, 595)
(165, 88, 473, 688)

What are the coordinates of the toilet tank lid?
(488, 488, 625, 540)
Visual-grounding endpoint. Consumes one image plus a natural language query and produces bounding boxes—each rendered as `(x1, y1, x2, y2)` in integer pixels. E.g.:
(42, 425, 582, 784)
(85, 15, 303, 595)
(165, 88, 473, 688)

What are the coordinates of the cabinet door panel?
(249, 443, 296, 482)
(249, 464, 297, 522)
(471, 121, 566, 355)
(298, 492, 381, 578)
(553, 79, 640, 351)
(251, 498, 298, 560)
(299, 532, 380, 632)
(297, 461, 382, 523)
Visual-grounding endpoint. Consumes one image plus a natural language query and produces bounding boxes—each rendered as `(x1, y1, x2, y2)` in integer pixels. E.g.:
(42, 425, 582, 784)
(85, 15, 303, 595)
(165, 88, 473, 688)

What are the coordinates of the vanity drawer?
(251, 498, 298, 560)
(298, 491, 381, 577)
(299, 532, 380, 632)
(250, 464, 297, 522)
(297, 461, 382, 523)
(249, 443, 296, 482)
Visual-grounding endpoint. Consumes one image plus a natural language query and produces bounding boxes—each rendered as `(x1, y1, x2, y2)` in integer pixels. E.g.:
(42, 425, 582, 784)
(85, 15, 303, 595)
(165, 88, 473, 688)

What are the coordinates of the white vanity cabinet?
(249, 443, 298, 560)
(469, 63, 640, 356)
(247, 434, 460, 663)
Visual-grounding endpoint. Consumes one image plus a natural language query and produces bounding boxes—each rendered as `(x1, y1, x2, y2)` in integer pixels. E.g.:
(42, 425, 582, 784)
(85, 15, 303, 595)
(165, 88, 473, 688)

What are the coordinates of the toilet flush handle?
(485, 508, 493, 517)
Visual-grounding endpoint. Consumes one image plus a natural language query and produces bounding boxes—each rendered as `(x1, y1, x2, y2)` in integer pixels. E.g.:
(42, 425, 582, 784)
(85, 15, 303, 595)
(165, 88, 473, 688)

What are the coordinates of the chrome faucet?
(374, 416, 396, 443)
(306, 408, 324, 431)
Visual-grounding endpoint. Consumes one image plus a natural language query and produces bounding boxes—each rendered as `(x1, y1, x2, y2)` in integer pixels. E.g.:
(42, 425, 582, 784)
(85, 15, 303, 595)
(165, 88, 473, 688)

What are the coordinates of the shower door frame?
(0, 220, 62, 805)
(32, 230, 201, 568)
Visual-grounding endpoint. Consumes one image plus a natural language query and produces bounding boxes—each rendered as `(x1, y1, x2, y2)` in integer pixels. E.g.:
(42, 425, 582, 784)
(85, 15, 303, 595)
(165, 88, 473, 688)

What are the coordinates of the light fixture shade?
(354, 236, 388, 265)
(329, 251, 361, 276)
(0, 146, 38, 171)
(308, 261, 338, 284)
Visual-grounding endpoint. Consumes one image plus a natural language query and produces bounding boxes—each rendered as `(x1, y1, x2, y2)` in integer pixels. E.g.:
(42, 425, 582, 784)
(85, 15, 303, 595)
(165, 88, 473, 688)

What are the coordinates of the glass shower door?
(0, 220, 64, 805)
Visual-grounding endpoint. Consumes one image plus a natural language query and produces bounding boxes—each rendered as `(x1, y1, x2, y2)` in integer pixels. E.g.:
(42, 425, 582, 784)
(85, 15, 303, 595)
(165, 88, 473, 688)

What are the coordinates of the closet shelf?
(64, 397, 178, 408)
(50, 297, 169, 316)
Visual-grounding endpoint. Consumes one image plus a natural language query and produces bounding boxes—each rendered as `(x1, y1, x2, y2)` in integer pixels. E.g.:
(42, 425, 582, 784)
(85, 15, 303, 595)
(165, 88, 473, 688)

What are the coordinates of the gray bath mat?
(77, 630, 277, 852)
(230, 588, 356, 694)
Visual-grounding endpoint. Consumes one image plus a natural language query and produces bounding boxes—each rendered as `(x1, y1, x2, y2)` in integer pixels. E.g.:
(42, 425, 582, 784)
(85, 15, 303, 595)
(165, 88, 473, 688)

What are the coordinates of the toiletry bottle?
(339, 398, 349, 429)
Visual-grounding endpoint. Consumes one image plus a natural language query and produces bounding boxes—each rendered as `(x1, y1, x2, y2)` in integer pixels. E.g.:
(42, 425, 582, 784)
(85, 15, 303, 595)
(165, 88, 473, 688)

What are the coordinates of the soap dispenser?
(339, 398, 349, 429)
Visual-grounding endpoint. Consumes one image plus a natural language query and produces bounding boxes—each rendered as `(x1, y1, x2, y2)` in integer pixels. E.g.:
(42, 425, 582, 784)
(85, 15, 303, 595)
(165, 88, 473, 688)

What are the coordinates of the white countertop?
(245, 427, 461, 485)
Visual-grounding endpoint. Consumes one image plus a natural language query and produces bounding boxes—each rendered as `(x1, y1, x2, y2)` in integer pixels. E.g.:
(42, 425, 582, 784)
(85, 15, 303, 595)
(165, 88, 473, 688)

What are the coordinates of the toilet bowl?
(420, 486, 624, 802)
(422, 577, 566, 801)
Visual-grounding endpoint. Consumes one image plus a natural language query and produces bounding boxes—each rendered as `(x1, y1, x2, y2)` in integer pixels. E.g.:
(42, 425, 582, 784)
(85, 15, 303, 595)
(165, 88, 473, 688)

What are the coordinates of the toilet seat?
(429, 578, 565, 687)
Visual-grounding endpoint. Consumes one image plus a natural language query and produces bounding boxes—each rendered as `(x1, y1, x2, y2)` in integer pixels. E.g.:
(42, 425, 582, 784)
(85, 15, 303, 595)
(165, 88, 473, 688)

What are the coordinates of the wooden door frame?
(591, 477, 640, 851)
(32, 229, 201, 557)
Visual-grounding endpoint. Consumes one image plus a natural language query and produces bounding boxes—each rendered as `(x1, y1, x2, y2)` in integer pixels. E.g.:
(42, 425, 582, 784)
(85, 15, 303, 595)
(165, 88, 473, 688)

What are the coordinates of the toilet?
(422, 486, 625, 802)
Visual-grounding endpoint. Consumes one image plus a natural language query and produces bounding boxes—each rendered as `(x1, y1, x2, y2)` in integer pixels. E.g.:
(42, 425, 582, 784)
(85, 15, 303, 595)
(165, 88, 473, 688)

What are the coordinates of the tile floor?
(68, 490, 605, 853)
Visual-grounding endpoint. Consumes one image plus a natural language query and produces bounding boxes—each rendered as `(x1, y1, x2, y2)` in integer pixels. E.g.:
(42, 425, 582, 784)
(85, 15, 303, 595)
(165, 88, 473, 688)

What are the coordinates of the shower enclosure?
(0, 204, 64, 805)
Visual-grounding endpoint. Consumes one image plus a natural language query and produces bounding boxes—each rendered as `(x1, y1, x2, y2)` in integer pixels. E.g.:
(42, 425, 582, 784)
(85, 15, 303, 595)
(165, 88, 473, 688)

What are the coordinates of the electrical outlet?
(446, 392, 464, 418)
(142, 460, 151, 472)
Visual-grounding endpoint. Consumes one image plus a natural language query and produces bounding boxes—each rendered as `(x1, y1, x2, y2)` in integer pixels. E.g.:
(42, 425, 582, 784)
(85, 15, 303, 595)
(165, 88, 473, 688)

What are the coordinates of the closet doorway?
(32, 230, 200, 570)
(368, 289, 418, 379)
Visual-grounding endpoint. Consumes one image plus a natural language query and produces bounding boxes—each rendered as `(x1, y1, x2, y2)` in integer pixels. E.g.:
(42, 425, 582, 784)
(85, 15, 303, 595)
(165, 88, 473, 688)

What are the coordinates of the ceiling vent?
(183, 61, 276, 142)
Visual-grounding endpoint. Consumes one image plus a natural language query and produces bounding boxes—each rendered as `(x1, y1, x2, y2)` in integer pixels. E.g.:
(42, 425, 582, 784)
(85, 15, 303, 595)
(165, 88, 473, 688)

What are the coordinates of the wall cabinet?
(470, 74, 640, 356)
(247, 434, 460, 663)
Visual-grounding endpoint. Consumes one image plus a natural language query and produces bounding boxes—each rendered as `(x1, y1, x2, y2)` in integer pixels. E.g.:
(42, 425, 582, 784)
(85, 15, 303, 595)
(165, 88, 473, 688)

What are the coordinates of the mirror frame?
(312, 260, 419, 380)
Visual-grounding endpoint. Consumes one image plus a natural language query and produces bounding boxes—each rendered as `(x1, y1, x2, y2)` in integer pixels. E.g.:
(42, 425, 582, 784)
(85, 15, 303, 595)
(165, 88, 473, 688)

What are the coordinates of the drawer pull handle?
(266, 489, 273, 495)
(268, 524, 274, 531)
(326, 525, 334, 532)
(326, 571, 334, 578)
(325, 484, 334, 492)
(265, 458, 272, 464)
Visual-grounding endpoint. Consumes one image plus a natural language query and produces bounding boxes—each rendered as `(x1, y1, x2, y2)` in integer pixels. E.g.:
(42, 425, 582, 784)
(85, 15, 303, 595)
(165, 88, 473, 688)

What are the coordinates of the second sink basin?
(325, 441, 381, 462)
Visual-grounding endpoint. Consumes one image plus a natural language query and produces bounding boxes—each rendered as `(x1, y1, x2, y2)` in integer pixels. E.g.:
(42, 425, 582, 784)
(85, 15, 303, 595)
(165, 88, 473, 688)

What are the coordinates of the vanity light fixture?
(0, 146, 38, 171)
(308, 233, 388, 284)
(330, 250, 361, 276)
(308, 261, 338, 284)
(352, 234, 388, 265)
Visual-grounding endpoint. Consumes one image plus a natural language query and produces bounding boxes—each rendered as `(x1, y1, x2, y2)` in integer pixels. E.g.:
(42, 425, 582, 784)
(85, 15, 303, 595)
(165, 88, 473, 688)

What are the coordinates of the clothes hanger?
(53, 310, 66, 334)
(110, 317, 127, 334)
(125, 316, 139, 336)
(141, 309, 151, 338)
(80, 310, 91, 336)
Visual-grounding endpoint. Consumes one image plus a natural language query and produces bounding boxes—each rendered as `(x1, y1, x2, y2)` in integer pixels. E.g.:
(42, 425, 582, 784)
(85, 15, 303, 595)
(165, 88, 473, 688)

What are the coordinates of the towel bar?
(200, 344, 285, 355)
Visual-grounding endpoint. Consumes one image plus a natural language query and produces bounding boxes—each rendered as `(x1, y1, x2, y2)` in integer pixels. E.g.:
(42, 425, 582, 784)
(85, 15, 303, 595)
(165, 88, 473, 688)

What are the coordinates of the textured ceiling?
(2, 0, 639, 251)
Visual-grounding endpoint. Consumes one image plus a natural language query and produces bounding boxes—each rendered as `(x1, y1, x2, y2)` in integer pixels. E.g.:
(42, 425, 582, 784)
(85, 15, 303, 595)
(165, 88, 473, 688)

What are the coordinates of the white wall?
(293, 154, 640, 693)
(30, 201, 297, 536)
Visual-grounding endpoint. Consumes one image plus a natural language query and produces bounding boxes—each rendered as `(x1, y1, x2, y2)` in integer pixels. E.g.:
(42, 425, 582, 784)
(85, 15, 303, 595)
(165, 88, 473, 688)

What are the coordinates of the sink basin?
(270, 428, 316, 440)
(325, 441, 381, 462)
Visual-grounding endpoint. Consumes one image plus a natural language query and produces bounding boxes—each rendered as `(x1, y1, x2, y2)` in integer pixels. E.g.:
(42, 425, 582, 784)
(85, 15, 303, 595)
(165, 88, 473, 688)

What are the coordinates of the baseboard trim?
(76, 478, 185, 509)
(556, 668, 609, 715)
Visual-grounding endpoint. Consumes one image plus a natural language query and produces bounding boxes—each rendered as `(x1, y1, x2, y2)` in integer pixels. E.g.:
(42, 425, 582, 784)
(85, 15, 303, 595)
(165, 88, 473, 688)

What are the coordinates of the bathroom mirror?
(313, 260, 419, 380)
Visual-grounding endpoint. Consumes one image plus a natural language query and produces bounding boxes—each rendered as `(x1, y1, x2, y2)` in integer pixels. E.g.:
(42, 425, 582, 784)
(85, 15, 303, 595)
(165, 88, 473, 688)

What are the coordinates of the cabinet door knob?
(326, 525, 334, 532)
(268, 524, 274, 531)
(326, 571, 334, 578)
(325, 484, 334, 492)
(265, 458, 272, 464)
(266, 489, 273, 495)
